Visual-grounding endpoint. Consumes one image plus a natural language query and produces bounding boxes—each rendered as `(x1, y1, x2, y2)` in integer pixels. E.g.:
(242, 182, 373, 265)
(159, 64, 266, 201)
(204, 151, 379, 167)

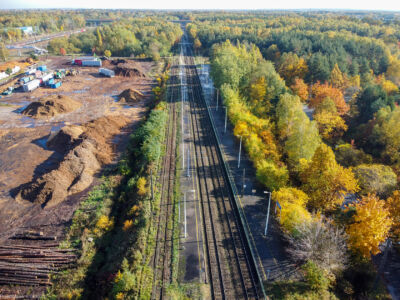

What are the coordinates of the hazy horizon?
(1, 0, 400, 11)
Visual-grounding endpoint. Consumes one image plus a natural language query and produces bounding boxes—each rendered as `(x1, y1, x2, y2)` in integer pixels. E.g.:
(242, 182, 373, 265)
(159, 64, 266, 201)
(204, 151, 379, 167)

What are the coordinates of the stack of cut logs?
(0, 231, 76, 286)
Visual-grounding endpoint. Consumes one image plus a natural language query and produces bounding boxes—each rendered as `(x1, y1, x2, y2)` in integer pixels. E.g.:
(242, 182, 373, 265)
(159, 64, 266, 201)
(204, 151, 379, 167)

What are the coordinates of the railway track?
(151, 59, 179, 300)
(182, 41, 262, 299)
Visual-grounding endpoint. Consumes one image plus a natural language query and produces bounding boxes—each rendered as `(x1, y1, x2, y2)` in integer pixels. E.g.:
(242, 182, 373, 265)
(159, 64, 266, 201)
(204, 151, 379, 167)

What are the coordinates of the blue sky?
(1, 0, 399, 10)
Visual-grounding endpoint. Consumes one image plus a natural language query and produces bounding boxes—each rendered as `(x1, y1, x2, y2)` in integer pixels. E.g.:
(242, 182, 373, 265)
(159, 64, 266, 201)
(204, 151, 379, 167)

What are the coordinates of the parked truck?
(99, 68, 115, 77)
(73, 56, 99, 66)
(23, 79, 40, 92)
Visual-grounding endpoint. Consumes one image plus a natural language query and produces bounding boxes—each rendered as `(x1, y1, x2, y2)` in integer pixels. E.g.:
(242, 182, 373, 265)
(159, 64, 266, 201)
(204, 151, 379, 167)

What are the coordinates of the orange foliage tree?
(347, 194, 393, 258)
(290, 78, 309, 102)
(310, 82, 349, 115)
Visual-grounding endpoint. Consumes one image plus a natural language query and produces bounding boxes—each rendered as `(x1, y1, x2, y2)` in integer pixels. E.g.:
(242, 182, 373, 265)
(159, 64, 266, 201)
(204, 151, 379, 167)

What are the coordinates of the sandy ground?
(0, 56, 156, 243)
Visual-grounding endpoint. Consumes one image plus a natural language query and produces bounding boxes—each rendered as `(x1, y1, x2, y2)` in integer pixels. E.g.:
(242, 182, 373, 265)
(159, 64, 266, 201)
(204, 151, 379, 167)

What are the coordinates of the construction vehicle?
(1, 86, 13, 95)
(54, 69, 66, 79)
(66, 69, 79, 76)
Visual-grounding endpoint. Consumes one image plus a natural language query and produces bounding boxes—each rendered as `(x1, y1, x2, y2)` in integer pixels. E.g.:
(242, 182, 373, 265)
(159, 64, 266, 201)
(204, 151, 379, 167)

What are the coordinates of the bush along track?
(44, 72, 169, 299)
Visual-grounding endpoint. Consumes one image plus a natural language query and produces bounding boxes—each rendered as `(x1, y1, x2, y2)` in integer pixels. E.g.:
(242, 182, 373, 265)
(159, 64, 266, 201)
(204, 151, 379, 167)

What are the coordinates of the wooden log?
(10, 233, 57, 241)
(0, 277, 51, 286)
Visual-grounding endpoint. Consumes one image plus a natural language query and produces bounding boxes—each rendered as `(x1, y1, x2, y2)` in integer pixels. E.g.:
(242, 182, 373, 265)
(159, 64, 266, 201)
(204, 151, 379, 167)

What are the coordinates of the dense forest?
(190, 11, 400, 299)
(47, 18, 182, 59)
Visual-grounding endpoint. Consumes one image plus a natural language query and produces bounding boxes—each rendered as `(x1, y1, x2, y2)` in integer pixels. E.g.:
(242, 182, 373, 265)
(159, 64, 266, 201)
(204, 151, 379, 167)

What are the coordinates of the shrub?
(123, 219, 134, 231)
(287, 218, 348, 274)
(302, 261, 331, 291)
(353, 164, 397, 198)
(334, 143, 373, 167)
(94, 215, 114, 233)
(137, 177, 147, 196)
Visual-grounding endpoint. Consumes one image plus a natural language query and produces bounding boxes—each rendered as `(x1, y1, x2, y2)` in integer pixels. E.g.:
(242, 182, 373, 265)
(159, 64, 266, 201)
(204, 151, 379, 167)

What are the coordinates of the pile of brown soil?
(46, 125, 84, 154)
(15, 115, 130, 208)
(21, 95, 82, 119)
(118, 88, 144, 103)
(113, 61, 146, 78)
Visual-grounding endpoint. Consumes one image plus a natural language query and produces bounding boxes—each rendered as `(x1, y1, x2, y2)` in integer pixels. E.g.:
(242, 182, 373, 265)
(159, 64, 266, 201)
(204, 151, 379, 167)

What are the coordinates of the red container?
(74, 60, 82, 66)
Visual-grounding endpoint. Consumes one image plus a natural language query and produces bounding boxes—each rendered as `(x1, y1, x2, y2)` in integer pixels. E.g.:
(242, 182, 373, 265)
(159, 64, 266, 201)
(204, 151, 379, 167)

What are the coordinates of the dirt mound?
(46, 125, 84, 153)
(114, 61, 146, 78)
(118, 88, 144, 103)
(21, 95, 82, 119)
(102, 58, 146, 78)
(15, 115, 130, 208)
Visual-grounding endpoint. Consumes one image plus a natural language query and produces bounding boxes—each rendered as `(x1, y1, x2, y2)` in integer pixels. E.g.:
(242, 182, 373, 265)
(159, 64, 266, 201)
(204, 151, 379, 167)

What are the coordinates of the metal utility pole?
(238, 136, 242, 169)
(184, 192, 187, 238)
(224, 106, 227, 133)
(187, 146, 190, 177)
(150, 169, 154, 200)
(216, 89, 219, 111)
(264, 191, 271, 236)
(242, 168, 246, 197)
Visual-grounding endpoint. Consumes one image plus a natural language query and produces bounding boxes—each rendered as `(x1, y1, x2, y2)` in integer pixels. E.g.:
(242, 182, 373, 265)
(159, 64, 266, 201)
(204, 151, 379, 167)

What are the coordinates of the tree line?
(47, 17, 182, 60)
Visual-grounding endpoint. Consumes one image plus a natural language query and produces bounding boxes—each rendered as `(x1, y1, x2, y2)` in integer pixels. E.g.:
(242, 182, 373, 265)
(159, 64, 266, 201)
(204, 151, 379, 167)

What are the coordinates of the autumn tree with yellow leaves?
(329, 63, 346, 89)
(313, 97, 348, 142)
(347, 194, 393, 258)
(300, 144, 358, 211)
(386, 190, 400, 242)
(272, 187, 311, 233)
(277, 52, 308, 86)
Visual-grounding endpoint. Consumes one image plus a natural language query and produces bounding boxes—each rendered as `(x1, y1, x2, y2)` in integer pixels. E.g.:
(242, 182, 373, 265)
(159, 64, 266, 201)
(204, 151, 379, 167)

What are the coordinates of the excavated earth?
(21, 95, 82, 118)
(119, 88, 145, 103)
(104, 58, 147, 78)
(15, 116, 129, 208)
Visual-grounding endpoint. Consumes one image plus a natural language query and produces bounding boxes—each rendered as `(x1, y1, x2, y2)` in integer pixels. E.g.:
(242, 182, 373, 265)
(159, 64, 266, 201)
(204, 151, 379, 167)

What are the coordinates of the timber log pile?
(0, 243, 76, 286)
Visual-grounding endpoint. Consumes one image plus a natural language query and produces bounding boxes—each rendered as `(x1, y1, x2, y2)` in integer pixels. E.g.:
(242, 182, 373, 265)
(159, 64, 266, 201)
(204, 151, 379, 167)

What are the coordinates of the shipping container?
(99, 68, 115, 77)
(82, 60, 102, 67)
(12, 66, 21, 74)
(20, 75, 34, 84)
(0, 72, 9, 80)
(76, 56, 98, 61)
(41, 73, 54, 82)
(49, 81, 62, 89)
(23, 79, 40, 92)
(25, 68, 36, 75)
(47, 78, 55, 85)
(37, 65, 47, 72)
